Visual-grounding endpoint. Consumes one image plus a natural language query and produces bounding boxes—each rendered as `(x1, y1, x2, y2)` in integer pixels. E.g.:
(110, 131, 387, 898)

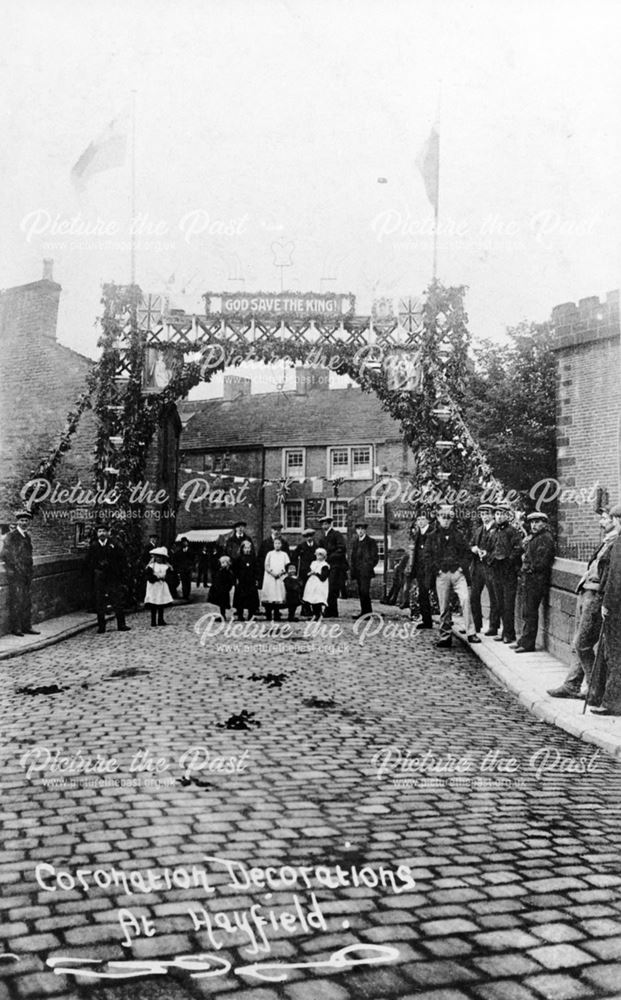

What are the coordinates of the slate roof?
(179, 387, 403, 449)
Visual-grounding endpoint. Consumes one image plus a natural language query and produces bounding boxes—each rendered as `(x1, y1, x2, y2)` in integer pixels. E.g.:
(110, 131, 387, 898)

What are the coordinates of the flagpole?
(130, 90, 137, 285)
(432, 87, 441, 283)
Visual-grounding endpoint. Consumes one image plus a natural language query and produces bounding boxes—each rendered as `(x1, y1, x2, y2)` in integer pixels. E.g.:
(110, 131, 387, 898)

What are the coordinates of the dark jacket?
(425, 523, 472, 583)
(208, 567, 236, 609)
(173, 545, 195, 575)
(489, 522, 523, 571)
(351, 534, 379, 579)
(291, 540, 317, 583)
(470, 521, 496, 569)
(222, 531, 254, 562)
(2, 529, 33, 580)
(233, 554, 260, 610)
(522, 529, 555, 578)
(284, 574, 303, 603)
(318, 528, 347, 569)
(408, 524, 433, 577)
(85, 539, 126, 584)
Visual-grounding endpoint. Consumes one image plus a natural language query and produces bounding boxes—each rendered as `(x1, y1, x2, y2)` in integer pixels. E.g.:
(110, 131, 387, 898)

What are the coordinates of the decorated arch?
(32, 280, 505, 587)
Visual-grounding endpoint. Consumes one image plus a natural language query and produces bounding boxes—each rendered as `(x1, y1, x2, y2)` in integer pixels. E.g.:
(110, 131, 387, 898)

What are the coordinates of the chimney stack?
(295, 366, 330, 394)
(0, 261, 61, 342)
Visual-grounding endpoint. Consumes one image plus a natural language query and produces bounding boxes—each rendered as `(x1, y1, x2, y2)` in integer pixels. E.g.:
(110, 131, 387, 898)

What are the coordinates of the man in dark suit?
(292, 528, 317, 617)
(406, 510, 435, 629)
(469, 503, 499, 636)
(350, 522, 379, 617)
(317, 515, 347, 617)
(221, 521, 254, 562)
(85, 525, 130, 634)
(173, 536, 195, 600)
(2, 510, 40, 637)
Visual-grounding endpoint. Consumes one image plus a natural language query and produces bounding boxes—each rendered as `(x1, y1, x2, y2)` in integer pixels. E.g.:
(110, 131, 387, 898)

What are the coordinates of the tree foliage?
(464, 320, 557, 501)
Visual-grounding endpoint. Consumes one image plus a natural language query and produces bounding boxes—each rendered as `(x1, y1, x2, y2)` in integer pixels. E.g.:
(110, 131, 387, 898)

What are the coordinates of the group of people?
(6, 499, 621, 716)
(393, 501, 556, 652)
(205, 516, 378, 622)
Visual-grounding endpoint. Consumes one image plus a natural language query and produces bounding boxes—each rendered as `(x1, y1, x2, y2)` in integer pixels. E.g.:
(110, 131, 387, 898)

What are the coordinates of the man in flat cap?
(316, 515, 347, 617)
(549, 506, 619, 699)
(425, 505, 480, 647)
(590, 504, 621, 715)
(350, 522, 379, 617)
(292, 527, 317, 617)
(470, 503, 499, 636)
(2, 510, 40, 637)
(488, 503, 524, 644)
(513, 511, 555, 652)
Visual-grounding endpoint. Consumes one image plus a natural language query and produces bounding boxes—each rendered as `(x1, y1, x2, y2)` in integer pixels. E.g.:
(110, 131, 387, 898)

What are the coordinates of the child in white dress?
(145, 547, 175, 626)
(302, 547, 330, 620)
(261, 537, 289, 621)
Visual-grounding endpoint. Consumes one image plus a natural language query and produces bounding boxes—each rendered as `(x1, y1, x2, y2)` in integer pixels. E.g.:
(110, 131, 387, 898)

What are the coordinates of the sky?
(2, 0, 620, 398)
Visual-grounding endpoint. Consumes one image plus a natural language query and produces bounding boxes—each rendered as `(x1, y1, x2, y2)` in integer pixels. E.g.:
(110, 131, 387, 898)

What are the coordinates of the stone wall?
(0, 554, 91, 633)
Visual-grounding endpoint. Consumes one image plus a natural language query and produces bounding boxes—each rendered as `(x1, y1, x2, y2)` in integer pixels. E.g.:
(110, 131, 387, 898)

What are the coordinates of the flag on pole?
(416, 126, 439, 213)
(71, 114, 128, 192)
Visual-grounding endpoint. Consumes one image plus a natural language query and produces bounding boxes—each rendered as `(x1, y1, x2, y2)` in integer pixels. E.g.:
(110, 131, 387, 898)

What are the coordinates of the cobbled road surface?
(1, 598, 621, 1000)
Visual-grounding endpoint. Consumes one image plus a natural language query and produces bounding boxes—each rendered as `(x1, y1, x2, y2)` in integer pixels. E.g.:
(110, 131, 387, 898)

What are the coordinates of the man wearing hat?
(2, 510, 40, 637)
(221, 521, 254, 563)
(488, 503, 524, 644)
(172, 536, 195, 601)
(350, 523, 379, 617)
(85, 524, 131, 634)
(549, 507, 619, 699)
(292, 528, 317, 618)
(513, 512, 555, 653)
(470, 503, 499, 636)
(316, 515, 347, 617)
(425, 505, 480, 647)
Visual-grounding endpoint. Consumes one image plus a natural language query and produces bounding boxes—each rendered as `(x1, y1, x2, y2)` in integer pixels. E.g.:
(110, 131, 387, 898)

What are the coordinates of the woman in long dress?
(261, 537, 289, 621)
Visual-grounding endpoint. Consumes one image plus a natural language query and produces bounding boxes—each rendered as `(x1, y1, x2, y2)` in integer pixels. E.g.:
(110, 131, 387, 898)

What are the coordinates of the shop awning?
(175, 529, 225, 543)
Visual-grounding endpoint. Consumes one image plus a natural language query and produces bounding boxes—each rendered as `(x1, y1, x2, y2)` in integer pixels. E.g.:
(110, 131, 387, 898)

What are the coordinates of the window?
(283, 500, 303, 531)
(75, 523, 90, 548)
(352, 447, 371, 477)
(212, 452, 231, 474)
(327, 445, 373, 480)
(283, 448, 305, 476)
(328, 499, 350, 529)
(371, 535, 390, 573)
(365, 496, 385, 517)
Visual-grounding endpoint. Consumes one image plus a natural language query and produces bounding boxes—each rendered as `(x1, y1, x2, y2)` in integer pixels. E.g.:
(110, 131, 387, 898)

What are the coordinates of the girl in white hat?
(145, 547, 175, 626)
(302, 547, 330, 620)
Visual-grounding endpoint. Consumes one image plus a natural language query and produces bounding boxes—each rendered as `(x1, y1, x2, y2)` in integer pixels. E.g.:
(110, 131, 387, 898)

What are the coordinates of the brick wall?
(550, 290, 620, 555)
(0, 271, 98, 555)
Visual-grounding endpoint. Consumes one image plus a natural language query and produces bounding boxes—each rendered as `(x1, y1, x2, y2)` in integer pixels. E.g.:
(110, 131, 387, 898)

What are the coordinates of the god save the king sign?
(204, 291, 356, 319)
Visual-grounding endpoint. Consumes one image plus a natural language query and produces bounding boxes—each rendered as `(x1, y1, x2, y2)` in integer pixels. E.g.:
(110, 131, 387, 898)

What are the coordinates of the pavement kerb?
(453, 624, 621, 761)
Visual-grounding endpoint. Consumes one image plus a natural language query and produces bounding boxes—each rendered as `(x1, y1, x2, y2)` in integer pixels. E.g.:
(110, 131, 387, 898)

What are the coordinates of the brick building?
(177, 369, 417, 582)
(549, 290, 619, 558)
(538, 289, 620, 663)
(0, 263, 181, 633)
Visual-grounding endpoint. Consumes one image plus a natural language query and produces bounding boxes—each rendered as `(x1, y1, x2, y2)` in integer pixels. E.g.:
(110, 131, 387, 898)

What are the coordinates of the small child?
(283, 563, 302, 622)
(302, 548, 330, 621)
(208, 555, 236, 620)
(145, 546, 175, 626)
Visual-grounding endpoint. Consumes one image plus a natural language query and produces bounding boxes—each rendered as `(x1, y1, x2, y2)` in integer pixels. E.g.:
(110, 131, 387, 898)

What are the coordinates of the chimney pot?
(43, 259, 54, 281)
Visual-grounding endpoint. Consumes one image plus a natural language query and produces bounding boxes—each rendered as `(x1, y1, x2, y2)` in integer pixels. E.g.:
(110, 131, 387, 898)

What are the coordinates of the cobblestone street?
(2, 599, 621, 1000)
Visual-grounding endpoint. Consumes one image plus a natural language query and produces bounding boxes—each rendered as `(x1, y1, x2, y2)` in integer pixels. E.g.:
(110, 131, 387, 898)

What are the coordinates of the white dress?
(303, 559, 330, 605)
(145, 560, 174, 606)
(261, 549, 289, 604)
